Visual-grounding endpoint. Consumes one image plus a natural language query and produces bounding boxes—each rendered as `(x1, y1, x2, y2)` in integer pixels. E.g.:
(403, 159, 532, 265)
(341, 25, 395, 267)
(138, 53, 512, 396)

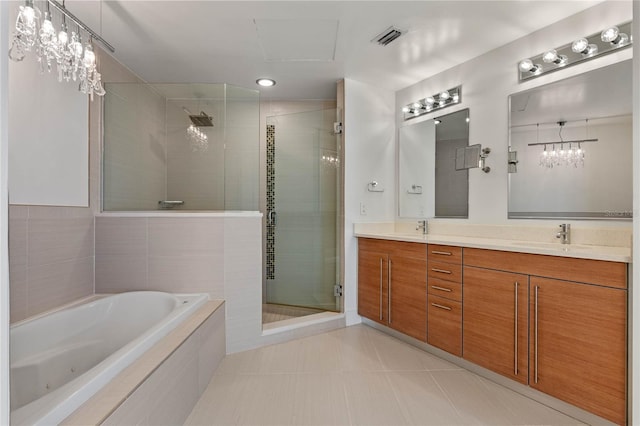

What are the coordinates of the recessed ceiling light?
(256, 78, 276, 87)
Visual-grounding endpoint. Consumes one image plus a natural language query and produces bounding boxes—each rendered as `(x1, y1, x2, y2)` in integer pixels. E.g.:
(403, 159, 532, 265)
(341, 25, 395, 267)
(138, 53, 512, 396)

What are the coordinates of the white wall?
(395, 1, 632, 225)
(0, 2, 10, 424)
(344, 78, 396, 324)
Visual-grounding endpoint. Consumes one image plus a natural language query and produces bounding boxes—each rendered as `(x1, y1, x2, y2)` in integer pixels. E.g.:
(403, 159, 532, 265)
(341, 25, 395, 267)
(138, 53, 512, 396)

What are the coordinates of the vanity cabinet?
(427, 244, 463, 356)
(463, 248, 627, 425)
(530, 276, 627, 425)
(357, 238, 427, 341)
(463, 267, 529, 384)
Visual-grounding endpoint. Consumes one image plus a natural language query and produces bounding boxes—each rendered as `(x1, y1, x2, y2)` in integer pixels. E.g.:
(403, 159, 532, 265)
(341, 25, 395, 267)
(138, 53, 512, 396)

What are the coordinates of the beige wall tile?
(147, 255, 224, 297)
(27, 257, 93, 316)
(28, 217, 94, 267)
(95, 217, 147, 256)
(95, 255, 148, 293)
(148, 218, 224, 256)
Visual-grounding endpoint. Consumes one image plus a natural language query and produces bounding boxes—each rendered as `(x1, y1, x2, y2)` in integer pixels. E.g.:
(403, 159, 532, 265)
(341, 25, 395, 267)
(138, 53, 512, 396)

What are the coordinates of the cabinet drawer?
(427, 260, 462, 283)
(358, 238, 426, 260)
(464, 247, 627, 289)
(427, 277, 462, 302)
(428, 294, 462, 356)
(428, 244, 462, 264)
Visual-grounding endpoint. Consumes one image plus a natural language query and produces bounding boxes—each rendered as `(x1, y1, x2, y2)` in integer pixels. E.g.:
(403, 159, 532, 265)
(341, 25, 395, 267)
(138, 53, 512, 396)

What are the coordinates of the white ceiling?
(64, 0, 603, 100)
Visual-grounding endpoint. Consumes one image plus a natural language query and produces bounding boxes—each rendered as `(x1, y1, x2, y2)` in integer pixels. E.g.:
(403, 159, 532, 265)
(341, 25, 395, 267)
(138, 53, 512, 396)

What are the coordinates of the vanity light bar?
(518, 21, 632, 82)
(402, 85, 462, 121)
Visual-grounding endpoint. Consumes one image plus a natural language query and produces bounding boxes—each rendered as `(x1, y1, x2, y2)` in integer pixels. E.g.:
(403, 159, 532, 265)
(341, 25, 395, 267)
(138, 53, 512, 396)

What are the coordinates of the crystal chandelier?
(8, 0, 115, 100)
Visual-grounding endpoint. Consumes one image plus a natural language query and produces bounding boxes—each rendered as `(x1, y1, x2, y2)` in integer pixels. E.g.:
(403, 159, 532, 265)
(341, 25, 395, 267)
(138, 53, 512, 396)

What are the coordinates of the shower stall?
(102, 85, 342, 322)
(264, 108, 342, 317)
(102, 83, 260, 211)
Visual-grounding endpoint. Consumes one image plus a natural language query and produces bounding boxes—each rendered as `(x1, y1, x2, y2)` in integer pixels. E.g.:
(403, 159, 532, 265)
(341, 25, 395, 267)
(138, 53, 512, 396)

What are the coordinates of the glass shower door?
(265, 109, 340, 312)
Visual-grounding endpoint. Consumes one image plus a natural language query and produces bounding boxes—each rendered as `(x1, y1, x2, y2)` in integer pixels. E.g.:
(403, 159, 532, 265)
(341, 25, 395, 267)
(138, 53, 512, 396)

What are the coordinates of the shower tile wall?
(165, 99, 225, 210)
(103, 83, 167, 211)
(224, 86, 260, 211)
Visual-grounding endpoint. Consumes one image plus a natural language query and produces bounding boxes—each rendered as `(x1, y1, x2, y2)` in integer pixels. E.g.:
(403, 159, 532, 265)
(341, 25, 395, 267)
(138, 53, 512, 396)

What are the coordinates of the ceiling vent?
(372, 26, 404, 46)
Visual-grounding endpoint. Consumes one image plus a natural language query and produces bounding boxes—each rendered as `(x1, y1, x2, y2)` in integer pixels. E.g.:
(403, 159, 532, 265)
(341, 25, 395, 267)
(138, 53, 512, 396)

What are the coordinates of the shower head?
(183, 107, 214, 127)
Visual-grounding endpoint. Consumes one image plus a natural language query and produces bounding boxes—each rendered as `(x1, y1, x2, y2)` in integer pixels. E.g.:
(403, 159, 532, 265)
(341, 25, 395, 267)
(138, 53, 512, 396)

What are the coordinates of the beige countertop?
(354, 231, 631, 263)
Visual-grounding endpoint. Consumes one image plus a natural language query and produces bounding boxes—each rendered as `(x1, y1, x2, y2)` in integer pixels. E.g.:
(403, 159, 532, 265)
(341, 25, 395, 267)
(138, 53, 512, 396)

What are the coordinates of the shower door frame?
(262, 106, 343, 314)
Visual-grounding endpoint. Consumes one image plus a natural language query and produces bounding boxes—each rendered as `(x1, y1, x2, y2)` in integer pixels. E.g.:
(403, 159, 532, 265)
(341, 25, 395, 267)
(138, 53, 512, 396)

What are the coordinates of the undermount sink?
(510, 241, 597, 252)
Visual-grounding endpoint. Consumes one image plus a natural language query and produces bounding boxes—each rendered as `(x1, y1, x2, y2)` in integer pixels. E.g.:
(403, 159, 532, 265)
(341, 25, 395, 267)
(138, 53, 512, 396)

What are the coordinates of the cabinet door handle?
(431, 268, 452, 274)
(431, 250, 452, 256)
(534, 285, 539, 384)
(431, 285, 452, 292)
(388, 260, 392, 324)
(379, 258, 383, 321)
(514, 281, 518, 376)
(431, 303, 452, 311)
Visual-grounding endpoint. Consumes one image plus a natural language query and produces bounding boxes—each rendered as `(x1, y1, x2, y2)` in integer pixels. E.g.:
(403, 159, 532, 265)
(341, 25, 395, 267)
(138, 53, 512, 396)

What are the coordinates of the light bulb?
(41, 18, 54, 35)
(601, 26, 619, 43)
(83, 45, 95, 67)
(412, 102, 421, 109)
(571, 38, 588, 53)
(519, 59, 534, 72)
(542, 49, 568, 66)
(440, 91, 450, 101)
(58, 23, 68, 47)
(542, 50, 558, 63)
(22, 5, 35, 24)
(425, 97, 435, 105)
(402, 106, 410, 113)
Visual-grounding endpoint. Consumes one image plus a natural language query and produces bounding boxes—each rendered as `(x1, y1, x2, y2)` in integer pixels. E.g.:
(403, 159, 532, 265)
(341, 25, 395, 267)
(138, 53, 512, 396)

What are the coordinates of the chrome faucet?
(416, 220, 428, 235)
(556, 223, 570, 244)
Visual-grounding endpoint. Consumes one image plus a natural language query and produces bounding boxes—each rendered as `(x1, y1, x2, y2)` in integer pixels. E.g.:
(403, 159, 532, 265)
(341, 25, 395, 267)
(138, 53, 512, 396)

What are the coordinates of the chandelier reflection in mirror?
(518, 21, 632, 82)
(401, 86, 462, 121)
(529, 120, 597, 169)
(8, 0, 116, 100)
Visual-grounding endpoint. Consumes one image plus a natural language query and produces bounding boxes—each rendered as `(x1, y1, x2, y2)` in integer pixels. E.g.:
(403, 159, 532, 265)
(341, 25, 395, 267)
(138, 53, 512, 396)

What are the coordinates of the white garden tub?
(10, 291, 209, 426)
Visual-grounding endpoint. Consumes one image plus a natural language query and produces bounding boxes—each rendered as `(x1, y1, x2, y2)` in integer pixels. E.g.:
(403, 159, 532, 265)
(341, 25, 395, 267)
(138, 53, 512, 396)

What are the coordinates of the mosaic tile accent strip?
(266, 124, 275, 280)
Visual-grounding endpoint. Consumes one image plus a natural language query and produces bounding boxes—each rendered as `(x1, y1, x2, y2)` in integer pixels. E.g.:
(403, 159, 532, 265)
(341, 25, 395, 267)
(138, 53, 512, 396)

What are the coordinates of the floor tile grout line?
(427, 370, 468, 422)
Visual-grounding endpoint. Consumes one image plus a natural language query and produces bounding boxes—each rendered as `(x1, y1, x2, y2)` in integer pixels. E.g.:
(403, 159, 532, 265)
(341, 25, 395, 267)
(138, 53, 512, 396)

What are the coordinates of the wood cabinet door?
(463, 266, 529, 384)
(389, 254, 427, 342)
(357, 249, 388, 324)
(530, 277, 627, 425)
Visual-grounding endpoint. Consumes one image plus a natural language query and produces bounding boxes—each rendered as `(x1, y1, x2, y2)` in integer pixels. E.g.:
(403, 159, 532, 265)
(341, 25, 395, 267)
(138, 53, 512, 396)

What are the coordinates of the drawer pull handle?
(514, 281, 519, 376)
(431, 268, 452, 274)
(431, 250, 452, 256)
(431, 285, 452, 292)
(431, 303, 452, 311)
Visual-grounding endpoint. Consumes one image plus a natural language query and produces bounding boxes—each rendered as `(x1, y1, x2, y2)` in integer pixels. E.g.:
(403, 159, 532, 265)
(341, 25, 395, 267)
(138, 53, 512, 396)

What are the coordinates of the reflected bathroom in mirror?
(508, 60, 632, 219)
(398, 108, 469, 218)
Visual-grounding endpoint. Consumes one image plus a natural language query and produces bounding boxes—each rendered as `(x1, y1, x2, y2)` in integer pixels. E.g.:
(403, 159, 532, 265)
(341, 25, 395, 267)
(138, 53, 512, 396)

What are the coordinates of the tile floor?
(262, 303, 325, 324)
(184, 324, 584, 425)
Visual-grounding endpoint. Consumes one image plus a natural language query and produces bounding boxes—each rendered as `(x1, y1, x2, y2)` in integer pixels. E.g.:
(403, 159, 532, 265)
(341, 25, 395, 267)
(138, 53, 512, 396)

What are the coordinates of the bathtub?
(10, 291, 209, 426)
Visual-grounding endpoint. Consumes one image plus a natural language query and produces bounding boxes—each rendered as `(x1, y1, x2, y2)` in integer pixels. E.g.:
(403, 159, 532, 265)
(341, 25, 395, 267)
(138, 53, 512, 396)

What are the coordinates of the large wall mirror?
(398, 108, 469, 218)
(508, 60, 632, 219)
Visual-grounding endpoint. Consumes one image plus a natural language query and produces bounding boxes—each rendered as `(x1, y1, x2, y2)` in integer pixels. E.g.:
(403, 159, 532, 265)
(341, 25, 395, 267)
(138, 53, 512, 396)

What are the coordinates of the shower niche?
(102, 83, 259, 211)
